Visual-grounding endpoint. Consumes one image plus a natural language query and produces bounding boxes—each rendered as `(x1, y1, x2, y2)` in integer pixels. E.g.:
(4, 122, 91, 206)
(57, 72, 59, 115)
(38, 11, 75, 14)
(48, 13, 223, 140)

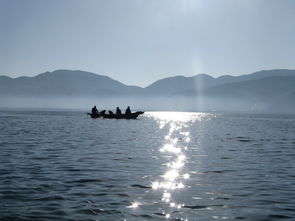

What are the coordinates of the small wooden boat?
(87, 111, 144, 119)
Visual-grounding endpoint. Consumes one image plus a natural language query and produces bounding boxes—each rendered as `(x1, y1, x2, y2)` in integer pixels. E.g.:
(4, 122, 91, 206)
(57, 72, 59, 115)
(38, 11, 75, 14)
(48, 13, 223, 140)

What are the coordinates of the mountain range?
(0, 69, 295, 113)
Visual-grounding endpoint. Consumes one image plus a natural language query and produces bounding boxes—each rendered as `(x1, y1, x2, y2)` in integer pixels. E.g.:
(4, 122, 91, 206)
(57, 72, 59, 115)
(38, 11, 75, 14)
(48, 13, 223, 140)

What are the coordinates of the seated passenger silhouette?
(125, 106, 131, 115)
(91, 106, 99, 115)
(100, 110, 106, 116)
(116, 107, 122, 115)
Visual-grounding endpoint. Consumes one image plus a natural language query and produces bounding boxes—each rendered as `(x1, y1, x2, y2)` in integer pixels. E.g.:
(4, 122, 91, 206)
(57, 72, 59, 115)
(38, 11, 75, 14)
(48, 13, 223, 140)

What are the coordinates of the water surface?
(0, 111, 295, 220)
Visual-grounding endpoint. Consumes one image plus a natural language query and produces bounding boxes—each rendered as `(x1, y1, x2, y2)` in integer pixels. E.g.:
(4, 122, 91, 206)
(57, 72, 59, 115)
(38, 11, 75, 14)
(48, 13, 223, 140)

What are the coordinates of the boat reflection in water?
(147, 112, 209, 220)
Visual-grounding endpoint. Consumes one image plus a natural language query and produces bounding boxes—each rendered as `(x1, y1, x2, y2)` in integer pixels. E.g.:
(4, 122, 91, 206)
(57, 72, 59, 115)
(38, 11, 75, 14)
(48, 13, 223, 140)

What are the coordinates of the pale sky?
(1, 0, 295, 86)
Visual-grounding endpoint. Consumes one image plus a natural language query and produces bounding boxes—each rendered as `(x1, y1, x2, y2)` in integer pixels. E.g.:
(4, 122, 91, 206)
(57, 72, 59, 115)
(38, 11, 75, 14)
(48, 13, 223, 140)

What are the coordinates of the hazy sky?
(1, 0, 295, 86)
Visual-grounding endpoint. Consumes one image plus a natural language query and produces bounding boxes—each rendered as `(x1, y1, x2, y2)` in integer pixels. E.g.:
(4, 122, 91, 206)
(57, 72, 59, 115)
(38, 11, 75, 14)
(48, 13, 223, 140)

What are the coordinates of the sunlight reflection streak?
(126, 112, 214, 220)
(148, 112, 209, 220)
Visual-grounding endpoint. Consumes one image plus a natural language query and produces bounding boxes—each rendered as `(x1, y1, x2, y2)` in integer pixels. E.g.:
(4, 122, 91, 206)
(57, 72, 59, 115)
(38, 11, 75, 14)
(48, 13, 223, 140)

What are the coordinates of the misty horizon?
(1, 68, 295, 88)
(1, 69, 295, 113)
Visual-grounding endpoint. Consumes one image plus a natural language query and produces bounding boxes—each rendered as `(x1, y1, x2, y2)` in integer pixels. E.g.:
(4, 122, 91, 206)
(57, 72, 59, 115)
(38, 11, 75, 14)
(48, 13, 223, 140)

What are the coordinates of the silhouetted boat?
(87, 111, 144, 119)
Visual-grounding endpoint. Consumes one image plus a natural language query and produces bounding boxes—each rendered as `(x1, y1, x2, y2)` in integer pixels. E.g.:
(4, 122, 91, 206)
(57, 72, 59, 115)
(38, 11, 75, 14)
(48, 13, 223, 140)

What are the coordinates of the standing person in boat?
(91, 106, 99, 115)
(125, 106, 131, 115)
(116, 107, 122, 115)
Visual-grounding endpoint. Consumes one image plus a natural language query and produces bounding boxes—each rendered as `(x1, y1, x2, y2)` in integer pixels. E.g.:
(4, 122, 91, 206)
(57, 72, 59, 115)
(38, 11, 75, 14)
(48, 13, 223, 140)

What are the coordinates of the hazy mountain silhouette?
(146, 69, 295, 95)
(0, 69, 294, 112)
(143, 74, 216, 95)
(0, 70, 141, 97)
(174, 76, 295, 112)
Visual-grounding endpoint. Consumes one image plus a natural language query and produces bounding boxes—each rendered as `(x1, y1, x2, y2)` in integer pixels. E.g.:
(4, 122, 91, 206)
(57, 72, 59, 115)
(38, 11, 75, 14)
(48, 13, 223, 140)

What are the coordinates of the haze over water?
(0, 110, 295, 220)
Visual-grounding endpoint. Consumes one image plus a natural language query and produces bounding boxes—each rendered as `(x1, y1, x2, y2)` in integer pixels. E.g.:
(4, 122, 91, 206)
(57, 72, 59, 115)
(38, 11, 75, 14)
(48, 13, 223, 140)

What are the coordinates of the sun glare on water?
(146, 112, 211, 219)
(146, 111, 207, 123)
(127, 201, 140, 209)
(127, 112, 212, 220)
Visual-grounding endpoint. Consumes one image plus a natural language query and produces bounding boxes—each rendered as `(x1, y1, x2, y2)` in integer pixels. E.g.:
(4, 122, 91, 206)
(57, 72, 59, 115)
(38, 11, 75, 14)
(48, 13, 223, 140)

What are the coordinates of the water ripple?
(1, 111, 295, 220)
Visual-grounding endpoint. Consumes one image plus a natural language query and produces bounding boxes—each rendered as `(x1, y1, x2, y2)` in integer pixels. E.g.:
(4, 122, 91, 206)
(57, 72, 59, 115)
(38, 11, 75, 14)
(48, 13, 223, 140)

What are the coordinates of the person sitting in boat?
(116, 107, 122, 115)
(125, 106, 131, 115)
(91, 106, 99, 115)
(109, 110, 114, 115)
(100, 110, 106, 116)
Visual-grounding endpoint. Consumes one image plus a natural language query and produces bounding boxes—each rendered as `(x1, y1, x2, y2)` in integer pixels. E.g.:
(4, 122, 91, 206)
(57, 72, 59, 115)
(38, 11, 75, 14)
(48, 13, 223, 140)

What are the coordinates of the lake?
(0, 110, 295, 221)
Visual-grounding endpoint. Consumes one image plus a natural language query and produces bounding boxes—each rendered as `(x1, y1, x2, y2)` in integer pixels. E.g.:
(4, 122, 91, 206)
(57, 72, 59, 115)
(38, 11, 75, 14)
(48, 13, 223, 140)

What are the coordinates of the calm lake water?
(0, 110, 295, 221)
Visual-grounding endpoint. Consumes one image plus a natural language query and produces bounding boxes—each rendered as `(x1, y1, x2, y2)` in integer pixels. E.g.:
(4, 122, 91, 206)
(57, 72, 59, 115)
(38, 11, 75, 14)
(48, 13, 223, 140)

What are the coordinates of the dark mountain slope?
(143, 74, 215, 95)
(144, 69, 295, 96)
(0, 70, 142, 97)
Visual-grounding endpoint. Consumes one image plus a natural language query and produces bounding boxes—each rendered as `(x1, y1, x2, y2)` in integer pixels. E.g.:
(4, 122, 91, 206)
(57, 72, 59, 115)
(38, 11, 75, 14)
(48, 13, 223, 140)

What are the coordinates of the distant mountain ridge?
(144, 69, 295, 95)
(0, 69, 295, 112)
(143, 74, 216, 95)
(0, 70, 141, 97)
